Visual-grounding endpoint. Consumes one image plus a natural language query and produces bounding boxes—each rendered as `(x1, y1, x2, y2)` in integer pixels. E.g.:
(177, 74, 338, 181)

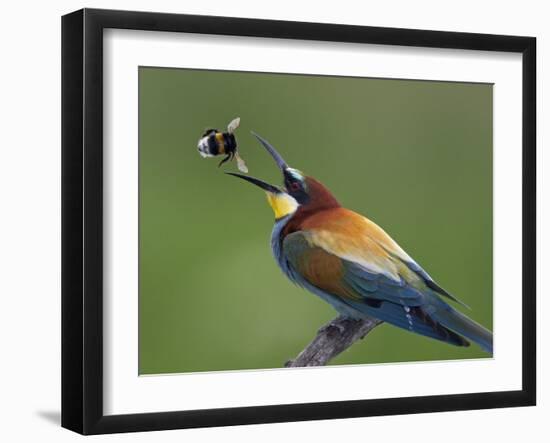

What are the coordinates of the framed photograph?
(61, 8, 536, 435)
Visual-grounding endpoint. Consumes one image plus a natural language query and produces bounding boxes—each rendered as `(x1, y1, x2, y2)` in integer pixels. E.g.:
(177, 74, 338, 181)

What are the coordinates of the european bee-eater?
(228, 133, 493, 354)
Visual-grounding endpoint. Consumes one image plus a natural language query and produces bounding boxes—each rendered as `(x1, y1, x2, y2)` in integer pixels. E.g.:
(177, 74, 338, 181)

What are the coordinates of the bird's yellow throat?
(266, 192, 298, 219)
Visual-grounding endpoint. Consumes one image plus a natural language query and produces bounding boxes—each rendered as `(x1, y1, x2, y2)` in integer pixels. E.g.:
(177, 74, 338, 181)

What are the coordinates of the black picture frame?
(61, 8, 536, 435)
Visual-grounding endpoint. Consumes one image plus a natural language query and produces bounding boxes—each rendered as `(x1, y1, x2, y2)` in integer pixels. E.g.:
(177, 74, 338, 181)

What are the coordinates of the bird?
(227, 133, 493, 354)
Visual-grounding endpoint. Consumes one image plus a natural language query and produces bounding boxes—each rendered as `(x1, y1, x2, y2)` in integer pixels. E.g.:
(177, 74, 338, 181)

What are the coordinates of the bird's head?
(227, 133, 339, 220)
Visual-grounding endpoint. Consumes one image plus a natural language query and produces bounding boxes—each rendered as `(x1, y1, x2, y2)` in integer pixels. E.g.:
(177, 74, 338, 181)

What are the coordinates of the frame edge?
(521, 36, 537, 406)
(61, 8, 85, 435)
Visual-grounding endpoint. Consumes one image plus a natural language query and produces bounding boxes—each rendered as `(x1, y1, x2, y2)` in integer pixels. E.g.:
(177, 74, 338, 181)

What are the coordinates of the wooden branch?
(285, 315, 383, 367)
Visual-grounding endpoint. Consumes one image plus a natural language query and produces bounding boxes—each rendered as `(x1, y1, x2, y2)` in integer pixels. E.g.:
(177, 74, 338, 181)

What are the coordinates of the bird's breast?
(270, 215, 295, 280)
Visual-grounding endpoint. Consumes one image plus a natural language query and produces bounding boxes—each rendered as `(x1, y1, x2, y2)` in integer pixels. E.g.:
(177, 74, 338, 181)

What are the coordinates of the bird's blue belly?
(270, 217, 362, 319)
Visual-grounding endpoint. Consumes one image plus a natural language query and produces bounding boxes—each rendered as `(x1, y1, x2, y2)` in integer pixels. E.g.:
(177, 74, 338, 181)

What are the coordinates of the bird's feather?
(279, 209, 492, 351)
(298, 207, 469, 307)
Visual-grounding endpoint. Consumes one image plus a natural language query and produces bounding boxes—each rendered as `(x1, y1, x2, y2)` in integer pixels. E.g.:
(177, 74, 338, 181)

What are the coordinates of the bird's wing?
(281, 225, 425, 307)
(296, 207, 468, 308)
(281, 228, 470, 346)
(283, 231, 468, 346)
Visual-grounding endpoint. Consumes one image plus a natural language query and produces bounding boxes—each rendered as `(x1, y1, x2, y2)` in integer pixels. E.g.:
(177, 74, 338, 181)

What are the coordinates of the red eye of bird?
(290, 182, 300, 191)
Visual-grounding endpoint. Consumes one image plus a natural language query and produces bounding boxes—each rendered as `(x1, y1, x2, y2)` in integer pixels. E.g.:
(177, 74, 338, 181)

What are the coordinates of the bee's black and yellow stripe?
(206, 132, 236, 156)
(208, 132, 237, 155)
(199, 128, 238, 161)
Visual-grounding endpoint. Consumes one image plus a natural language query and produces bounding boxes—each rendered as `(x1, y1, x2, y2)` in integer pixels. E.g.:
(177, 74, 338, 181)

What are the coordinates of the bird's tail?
(433, 306, 493, 354)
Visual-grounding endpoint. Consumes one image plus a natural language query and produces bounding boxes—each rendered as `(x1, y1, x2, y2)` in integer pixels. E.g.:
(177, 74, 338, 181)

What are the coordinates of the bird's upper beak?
(226, 133, 299, 219)
(226, 132, 289, 194)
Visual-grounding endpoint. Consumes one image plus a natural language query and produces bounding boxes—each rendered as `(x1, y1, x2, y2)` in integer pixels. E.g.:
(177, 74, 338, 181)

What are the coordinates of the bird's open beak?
(226, 132, 289, 194)
(227, 133, 299, 219)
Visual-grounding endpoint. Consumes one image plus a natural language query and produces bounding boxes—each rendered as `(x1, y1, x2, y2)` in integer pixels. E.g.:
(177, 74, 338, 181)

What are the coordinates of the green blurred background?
(139, 67, 493, 375)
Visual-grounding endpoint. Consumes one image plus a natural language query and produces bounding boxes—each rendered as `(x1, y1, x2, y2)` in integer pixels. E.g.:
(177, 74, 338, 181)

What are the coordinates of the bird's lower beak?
(227, 173, 298, 220)
(225, 173, 282, 194)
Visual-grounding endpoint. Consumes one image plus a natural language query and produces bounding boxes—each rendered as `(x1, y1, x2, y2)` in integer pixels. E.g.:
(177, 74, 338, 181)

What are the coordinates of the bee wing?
(235, 152, 248, 173)
(227, 117, 241, 133)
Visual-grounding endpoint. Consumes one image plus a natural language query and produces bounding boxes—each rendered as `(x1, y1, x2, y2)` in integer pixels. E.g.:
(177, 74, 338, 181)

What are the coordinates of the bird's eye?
(289, 181, 300, 191)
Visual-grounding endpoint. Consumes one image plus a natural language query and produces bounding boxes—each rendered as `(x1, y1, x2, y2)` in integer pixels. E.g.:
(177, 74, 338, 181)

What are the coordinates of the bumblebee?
(197, 117, 248, 173)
